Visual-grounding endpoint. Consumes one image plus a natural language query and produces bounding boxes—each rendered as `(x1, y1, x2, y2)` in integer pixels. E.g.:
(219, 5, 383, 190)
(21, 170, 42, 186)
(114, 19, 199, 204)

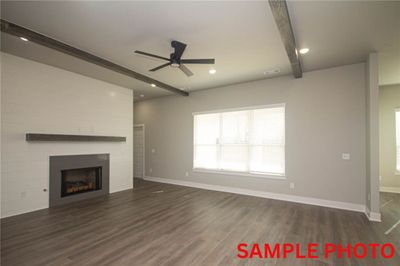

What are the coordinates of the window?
(193, 104, 285, 177)
(396, 109, 400, 172)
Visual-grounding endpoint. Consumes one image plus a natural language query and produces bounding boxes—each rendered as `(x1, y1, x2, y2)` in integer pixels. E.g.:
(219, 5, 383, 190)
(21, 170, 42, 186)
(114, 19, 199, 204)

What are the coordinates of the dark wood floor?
(1, 179, 399, 266)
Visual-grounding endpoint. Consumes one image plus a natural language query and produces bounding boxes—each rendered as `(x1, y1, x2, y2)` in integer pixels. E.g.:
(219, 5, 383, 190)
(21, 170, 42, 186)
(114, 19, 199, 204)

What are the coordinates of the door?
(134, 125, 145, 178)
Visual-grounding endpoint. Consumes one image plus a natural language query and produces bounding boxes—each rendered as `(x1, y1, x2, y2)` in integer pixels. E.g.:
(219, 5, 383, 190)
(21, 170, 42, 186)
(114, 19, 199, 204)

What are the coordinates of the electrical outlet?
(149, 168, 153, 173)
(185, 172, 189, 177)
(151, 148, 156, 153)
(290, 183, 295, 189)
(342, 153, 350, 160)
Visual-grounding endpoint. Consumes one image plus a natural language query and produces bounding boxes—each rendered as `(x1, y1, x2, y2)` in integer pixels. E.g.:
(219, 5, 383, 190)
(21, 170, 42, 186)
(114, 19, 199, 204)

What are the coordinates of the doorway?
(134, 124, 145, 179)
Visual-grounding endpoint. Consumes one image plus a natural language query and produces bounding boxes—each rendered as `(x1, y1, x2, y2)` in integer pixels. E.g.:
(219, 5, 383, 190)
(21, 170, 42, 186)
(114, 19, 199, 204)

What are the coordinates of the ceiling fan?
(134, 40, 215, 77)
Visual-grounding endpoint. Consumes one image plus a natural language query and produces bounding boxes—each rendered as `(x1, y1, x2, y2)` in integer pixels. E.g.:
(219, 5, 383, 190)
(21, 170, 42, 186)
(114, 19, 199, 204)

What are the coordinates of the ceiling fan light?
(171, 62, 180, 68)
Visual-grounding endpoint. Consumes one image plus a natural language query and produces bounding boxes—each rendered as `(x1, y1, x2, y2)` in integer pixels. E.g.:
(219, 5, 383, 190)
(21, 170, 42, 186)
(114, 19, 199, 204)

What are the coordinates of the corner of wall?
(365, 52, 381, 217)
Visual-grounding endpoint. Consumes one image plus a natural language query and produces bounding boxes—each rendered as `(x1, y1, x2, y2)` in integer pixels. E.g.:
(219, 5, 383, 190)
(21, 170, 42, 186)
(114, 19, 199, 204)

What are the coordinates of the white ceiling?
(287, 0, 400, 86)
(1, 1, 399, 100)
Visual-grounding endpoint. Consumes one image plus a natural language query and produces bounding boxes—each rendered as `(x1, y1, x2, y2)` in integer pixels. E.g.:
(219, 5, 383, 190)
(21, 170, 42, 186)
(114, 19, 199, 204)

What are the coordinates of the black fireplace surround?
(49, 154, 109, 207)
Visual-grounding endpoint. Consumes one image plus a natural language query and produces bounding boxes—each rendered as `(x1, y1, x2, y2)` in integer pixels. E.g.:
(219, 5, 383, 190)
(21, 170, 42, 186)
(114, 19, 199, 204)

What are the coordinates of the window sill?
(193, 168, 286, 180)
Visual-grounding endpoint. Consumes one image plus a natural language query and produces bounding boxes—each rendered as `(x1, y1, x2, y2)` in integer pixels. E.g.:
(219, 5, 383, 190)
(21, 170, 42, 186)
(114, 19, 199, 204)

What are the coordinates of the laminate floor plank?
(1, 179, 399, 265)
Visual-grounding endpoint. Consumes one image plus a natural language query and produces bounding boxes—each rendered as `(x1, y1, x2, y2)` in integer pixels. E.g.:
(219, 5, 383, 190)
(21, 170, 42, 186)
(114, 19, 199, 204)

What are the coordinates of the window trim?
(396, 108, 400, 173)
(192, 103, 286, 116)
(192, 103, 286, 179)
(193, 168, 286, 180)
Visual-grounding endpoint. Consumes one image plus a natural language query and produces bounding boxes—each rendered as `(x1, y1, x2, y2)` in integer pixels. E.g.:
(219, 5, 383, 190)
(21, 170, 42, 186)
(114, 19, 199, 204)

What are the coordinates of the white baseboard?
(380, 186, 400, 194)
(365, 207, 382, 222)
(110, 187, 134, 194)
(1, 187, 133, 219)
(1, 206, 48, 219)
(144, 176, 376, 220)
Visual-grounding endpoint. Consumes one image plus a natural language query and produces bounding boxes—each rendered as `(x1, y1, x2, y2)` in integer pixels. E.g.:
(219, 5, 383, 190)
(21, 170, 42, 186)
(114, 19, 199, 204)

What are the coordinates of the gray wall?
(135, 63, 367, 205)
(379, 84, 400, 190)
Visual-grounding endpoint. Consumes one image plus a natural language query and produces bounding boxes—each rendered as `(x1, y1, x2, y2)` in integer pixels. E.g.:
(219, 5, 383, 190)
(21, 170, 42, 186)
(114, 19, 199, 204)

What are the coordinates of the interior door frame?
(134, 124, 145, 179)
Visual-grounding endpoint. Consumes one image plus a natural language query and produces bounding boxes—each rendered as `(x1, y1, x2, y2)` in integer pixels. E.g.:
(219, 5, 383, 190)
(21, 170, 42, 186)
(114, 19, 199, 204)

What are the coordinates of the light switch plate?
(290, 183, 295, 189)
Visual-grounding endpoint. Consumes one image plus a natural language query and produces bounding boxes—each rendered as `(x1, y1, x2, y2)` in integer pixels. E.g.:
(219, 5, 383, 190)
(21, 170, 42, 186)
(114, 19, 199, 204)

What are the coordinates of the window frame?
(396, 108, 400, 175)
(192, 103, 286, 179)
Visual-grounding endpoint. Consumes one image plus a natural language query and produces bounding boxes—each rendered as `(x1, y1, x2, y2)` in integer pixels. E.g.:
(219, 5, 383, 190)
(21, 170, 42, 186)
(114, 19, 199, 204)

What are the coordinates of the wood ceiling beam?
(0, 19, 189, 96)
(268, 0, 302, 78)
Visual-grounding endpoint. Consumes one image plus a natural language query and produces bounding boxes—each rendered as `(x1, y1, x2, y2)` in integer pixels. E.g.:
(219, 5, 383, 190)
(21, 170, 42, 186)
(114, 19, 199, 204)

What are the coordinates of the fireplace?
(61, 167, 102, 197)
(49, 154, 109, 206)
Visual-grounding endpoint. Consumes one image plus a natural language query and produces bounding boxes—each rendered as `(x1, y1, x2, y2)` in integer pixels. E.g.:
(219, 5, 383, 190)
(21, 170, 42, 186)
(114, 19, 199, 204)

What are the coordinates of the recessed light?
(20, 37, 28, 42)
(140, 94, 145, 98)
(209, 69, 216, 75)
(299, 48, 309, 54)
(150, 84, 156, 87)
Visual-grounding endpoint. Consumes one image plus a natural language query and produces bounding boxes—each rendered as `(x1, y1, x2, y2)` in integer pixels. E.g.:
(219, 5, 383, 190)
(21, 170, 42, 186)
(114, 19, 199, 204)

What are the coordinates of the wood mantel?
(26, 133, 126, 142)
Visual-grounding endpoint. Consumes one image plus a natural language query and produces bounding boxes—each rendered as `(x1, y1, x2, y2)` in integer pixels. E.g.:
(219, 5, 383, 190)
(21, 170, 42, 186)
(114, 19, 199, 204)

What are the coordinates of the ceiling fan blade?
(171, 41, 187, 59)
(134, 50, 170, 61)
(179, 64, 193, 77)
(149, 63, 171, 72)
(180, 59, 215, 64)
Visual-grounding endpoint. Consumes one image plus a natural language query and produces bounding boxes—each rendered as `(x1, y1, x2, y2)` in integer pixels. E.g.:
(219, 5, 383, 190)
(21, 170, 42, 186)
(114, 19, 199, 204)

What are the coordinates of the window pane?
(194, 113, 220, 145)
(250, 145, 285, 175)
(221, 111, 249, 144)
(193, 105, 285, 176)
(220, 145, 248, 171)
(194, 145, 218, 169)
(397, 146, 400, 172)
(396, 111, 400, 171)
(251, 107, 285, 145)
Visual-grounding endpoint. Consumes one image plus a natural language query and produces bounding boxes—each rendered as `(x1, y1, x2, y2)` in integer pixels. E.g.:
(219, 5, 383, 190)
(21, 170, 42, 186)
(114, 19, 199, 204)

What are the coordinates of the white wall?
(135, 63, 367, 207)
(379, 84, 400, 191)
(1, 53, 133, 218)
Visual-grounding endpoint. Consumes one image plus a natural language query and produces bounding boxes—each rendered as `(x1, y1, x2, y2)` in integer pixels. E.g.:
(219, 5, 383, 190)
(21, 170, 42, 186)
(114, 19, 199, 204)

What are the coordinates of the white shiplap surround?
(1, 53, 134, 218)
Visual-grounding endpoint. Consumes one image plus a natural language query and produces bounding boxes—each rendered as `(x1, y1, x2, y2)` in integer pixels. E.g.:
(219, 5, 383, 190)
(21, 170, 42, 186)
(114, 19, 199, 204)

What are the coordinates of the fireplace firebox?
(61, 167, 102, 197)
(49, 154, 109, 207)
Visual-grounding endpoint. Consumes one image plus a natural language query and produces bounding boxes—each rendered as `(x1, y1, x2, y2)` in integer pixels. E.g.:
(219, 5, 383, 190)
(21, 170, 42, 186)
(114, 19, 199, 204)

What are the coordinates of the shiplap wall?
(1, 53, 133, 218)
